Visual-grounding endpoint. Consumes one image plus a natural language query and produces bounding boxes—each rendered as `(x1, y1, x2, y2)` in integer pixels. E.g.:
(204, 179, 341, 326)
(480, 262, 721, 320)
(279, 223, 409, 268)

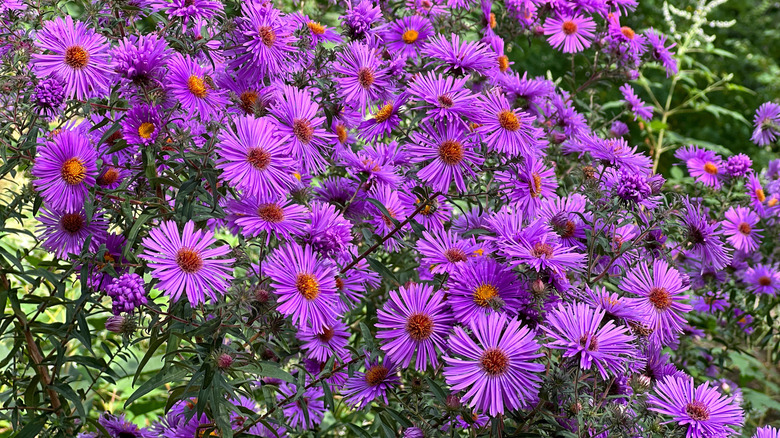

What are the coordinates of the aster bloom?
(31, 16, 112, 100)
(121, 104, 163, 147)
(292, 14, 342, 47)
(340, 0, 383, 40)
(276, 382, 326, 429)
(111, 34, 172, 89)
(36, 207, 107, 258)
(32, 129, 98, 212)
(504, 219, 586, 276)
(607, 14, 647, 55)
(407, 71, 475, 124)
(583, 285, 639, 321)
(167, 53, 227, 120)
(448, 257, 523, 322)
(646, 28, 678, 77)
(724, 153, 752, 178)
(216, 115, 296, 197)
(674, 145, 724, 188)
(31, 77, 66, 119)
(743, 264, 780, 296)
(265, 242, 338, 332)
(358, 95, 406, 142)
(721, 206, 762, 252)
(680, 197, 732, 270)
(106, 273, 147, 315)
(342, 357, 401, 409)
(270, 85, 333, 173)
(751, 102, 780, 146)
(476, 91, 545, 158)
(648, 375, 743, 438)
(754, 426, 780, 438)
(139, 220, 234, 306)
(443, 312, 544, 416)
(619, 84, 653, 120)
(496, 158, 557, 217)
(538, 194, 588, 249)
(302, 202, 355, 262)
(398, 188, 452, 232)
(543, 302, 636, 378)
(297, 319, 351, 362)
(416, 229, 480, 275)
(691, 291, 728, 313)
(333, 42, 391, 111)
(225, 194, 308, 243)
(422, 33, 495, 74)
(407, 120, 483, 193)
(619, 259, 691, 345)
(568, 134, 651, 173)
(384, 15, 433, 59)
(99, 413, 156, 438)
(376, 283, 454, 371)
(542, 14, 596, 53)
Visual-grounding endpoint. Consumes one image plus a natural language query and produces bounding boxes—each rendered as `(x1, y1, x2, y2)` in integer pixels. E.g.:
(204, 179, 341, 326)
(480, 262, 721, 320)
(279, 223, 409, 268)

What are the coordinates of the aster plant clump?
(0, 0, 779, 437)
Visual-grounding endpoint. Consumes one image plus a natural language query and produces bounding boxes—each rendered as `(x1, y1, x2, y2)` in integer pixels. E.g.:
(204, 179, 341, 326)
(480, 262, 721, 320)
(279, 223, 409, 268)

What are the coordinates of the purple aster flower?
(167, 53, 227, 121)
(615, 169, 652, 203)
(607, 15, 647, 55)
(721, 206, 762, 252)
(297, 319, 351, 363)
(111, 34, 172, 89)
(496, 157, 557, 216)
(232, 4, 298, 78)
(646, 28, 677, 77)
(567, 134, 651, 173)
(302, 202, 354, 262)
(538, 194, 587, 249)
(620, 84, 653, 120)
(99, 413, 156, 438)
(416, 229, 480, 275)
(754, 426, 780, 438)
(443, 312, 544, 416)
(610, 120, 629, 137)
(447, 257, 523, 322)
(216, 115, 296, 197)
(751, 102, 780, 146)
(152, 0, 222, 31)
(265, 242, 338, 332)
(106, 273, 147, 315)
(675, 145, 724, 188)
(398, 188, 451, 232)
(744, 264, 780, 296)
(32, 129, 98, 212)
(342, 356, 400, 409)
(680, 197, 732, 270)
(358, 94, 405, 142)
(422, 33, 494, 74)
(407, 120, 483, 193)
(384, 15, 433, 59)
(121, 104, 163, 147)
(30, 76, 66, 119)
(225, 194, 308, 243)
(619, 259, 691, 345)
(340, 0, 383, 40)
(542, 14, 596, 53)
(276, 382, 325, 429)
(31, 16, 112, 100)
(139, 220, 234, 306)
(342, 145, 401, 190)
(407, 71, 475, 125)
(543, 302, 636, 378)
(724, 153, 752, 178)
(292, 14, 342, 47)
(691, 291, 728, 313)
(476, 91, 545, 158)
(365, 186, 409, 251)
(583, 285, 640, 321)
(376, 283, 453, 370)
(503, 219, 586, 276)
(270, 85, 333, 173)
(648, 375, 743, 438)
(333, 42, 391, 112)
(36, 207, 107, 258)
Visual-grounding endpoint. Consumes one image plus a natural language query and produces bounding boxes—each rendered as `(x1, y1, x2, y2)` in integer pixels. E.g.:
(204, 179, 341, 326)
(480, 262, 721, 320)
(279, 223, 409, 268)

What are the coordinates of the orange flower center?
(336, 123, 348, 144)
(562, 20, 578, 35)
(97, 167, 119, 186)
(307, 21, 325, 35)
(138, 122, 155, 139)
(529, 172, 542, 197)
(438, 139, 464, 165)
(64, 46, 89, 69)
(176, 248, 203, 273)
(685, 400, 710, 421)
(755, 188, 766, 202)
(374, 103, 394, 122)
(444, 247, 468, 263)
(60, 158, 86, 185)
(648, 287, 672, 310)
(405, 313, 434, 341)
(738, 222, 751, 235)
(296, 273, 320, 300)
(60, 213, 84, 233)
(293, 118, 314, 144)
(358, 67, 375, 89)
(246, 148, 271, 170)
(497, 55, 509, 73)
(758, 276, 772, 286)
(258, 26, 276, 47)
(498, 110, 520, 131)
(620, 26, 635, 40)
(239, 90, 258, 114)
(438, 94, 454, 107)
(703, 162, 718, 175)
(187, 75, 208, 98)
(257, 203, 284, 223)
(364, 365, 389, 386)
(473, 283, 498, 307)
(532, 242, 553, 258)
(480, 348, 509, 376)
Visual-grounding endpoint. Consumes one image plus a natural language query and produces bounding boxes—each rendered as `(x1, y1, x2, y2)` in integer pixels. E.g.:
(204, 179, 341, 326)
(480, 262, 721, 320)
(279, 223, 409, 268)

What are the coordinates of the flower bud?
(630, 374, 651, 393)
(531, 278, 547, 297)
(105, 315, 136, 334)
(216, 352, 234, 370)
(445, 393, 461, 410)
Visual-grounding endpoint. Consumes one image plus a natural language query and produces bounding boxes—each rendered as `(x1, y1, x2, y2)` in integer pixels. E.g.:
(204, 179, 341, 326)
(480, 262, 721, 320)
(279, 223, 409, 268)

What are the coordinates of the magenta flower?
(36, 207, 107, 259)
(333, 42, 391, 111)
(648, 375, 743, 438)
(342, 357, 400, 409)
(167, 53, 228, 121)
(619, 84, 654, 121)
(542, 14, 596, 53)
(422, 33, 494, 74)
(743, 264, 780, 296)
(224, 194, 308, 243)
(297, 319, 351, 363)
(265, 242, 339, 333)
(383, 15, 433, 59)
(543, 302, 636, 378)
(496, 157, 558, 217)
(646, 28, 678, 77)
(443, 312, 544, 416)
(447, 257, 523, 323)
(139, 220, 234, 306)
(721, 206, 762, 252)
(476, 90, 545, 158)
(376, 283, 454, 371)
(31, 16, 112, 100)
(32, 129, 98, 212)
(751, 102, 780, 146)
(270, 85, 333, 173)
(407, 71, 475, 124)
(407, 120, 483, 193)
(416, 229, 480, 275)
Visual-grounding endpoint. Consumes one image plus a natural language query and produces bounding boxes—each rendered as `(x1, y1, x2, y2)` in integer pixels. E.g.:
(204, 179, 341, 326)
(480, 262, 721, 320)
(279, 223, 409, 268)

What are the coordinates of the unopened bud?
(630, 374, 651, 393)
(254, 287, 271, 304)
(531, 279, 547, 297)
(570, 402, 582, 414)
(445, 393, 461, 410)
(105, 315, 136, 334)
(216, 352, 234, 370)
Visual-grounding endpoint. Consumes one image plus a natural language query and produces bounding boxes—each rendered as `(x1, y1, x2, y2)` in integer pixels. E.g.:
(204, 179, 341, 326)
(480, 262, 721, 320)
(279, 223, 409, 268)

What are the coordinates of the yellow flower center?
(60, 157, 87, 185)
(402, 29, 419, 44)
(64, 46, 89, 69)
(138, 122, 155, 139)
(374, 103, 394, 123)
(703, 162, 718, 175)
(296, 273, 320, 300)
(187, 75, 208, 98)
(438, 139, 464, 165)
(473, 283, 498, 307)
(498, 110, 520, 131)
(307, 21, 326, 35)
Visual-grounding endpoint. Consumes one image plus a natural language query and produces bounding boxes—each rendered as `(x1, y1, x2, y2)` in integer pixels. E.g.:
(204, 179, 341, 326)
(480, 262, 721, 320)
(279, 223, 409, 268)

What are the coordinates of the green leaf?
(259, 363, 295, 383)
